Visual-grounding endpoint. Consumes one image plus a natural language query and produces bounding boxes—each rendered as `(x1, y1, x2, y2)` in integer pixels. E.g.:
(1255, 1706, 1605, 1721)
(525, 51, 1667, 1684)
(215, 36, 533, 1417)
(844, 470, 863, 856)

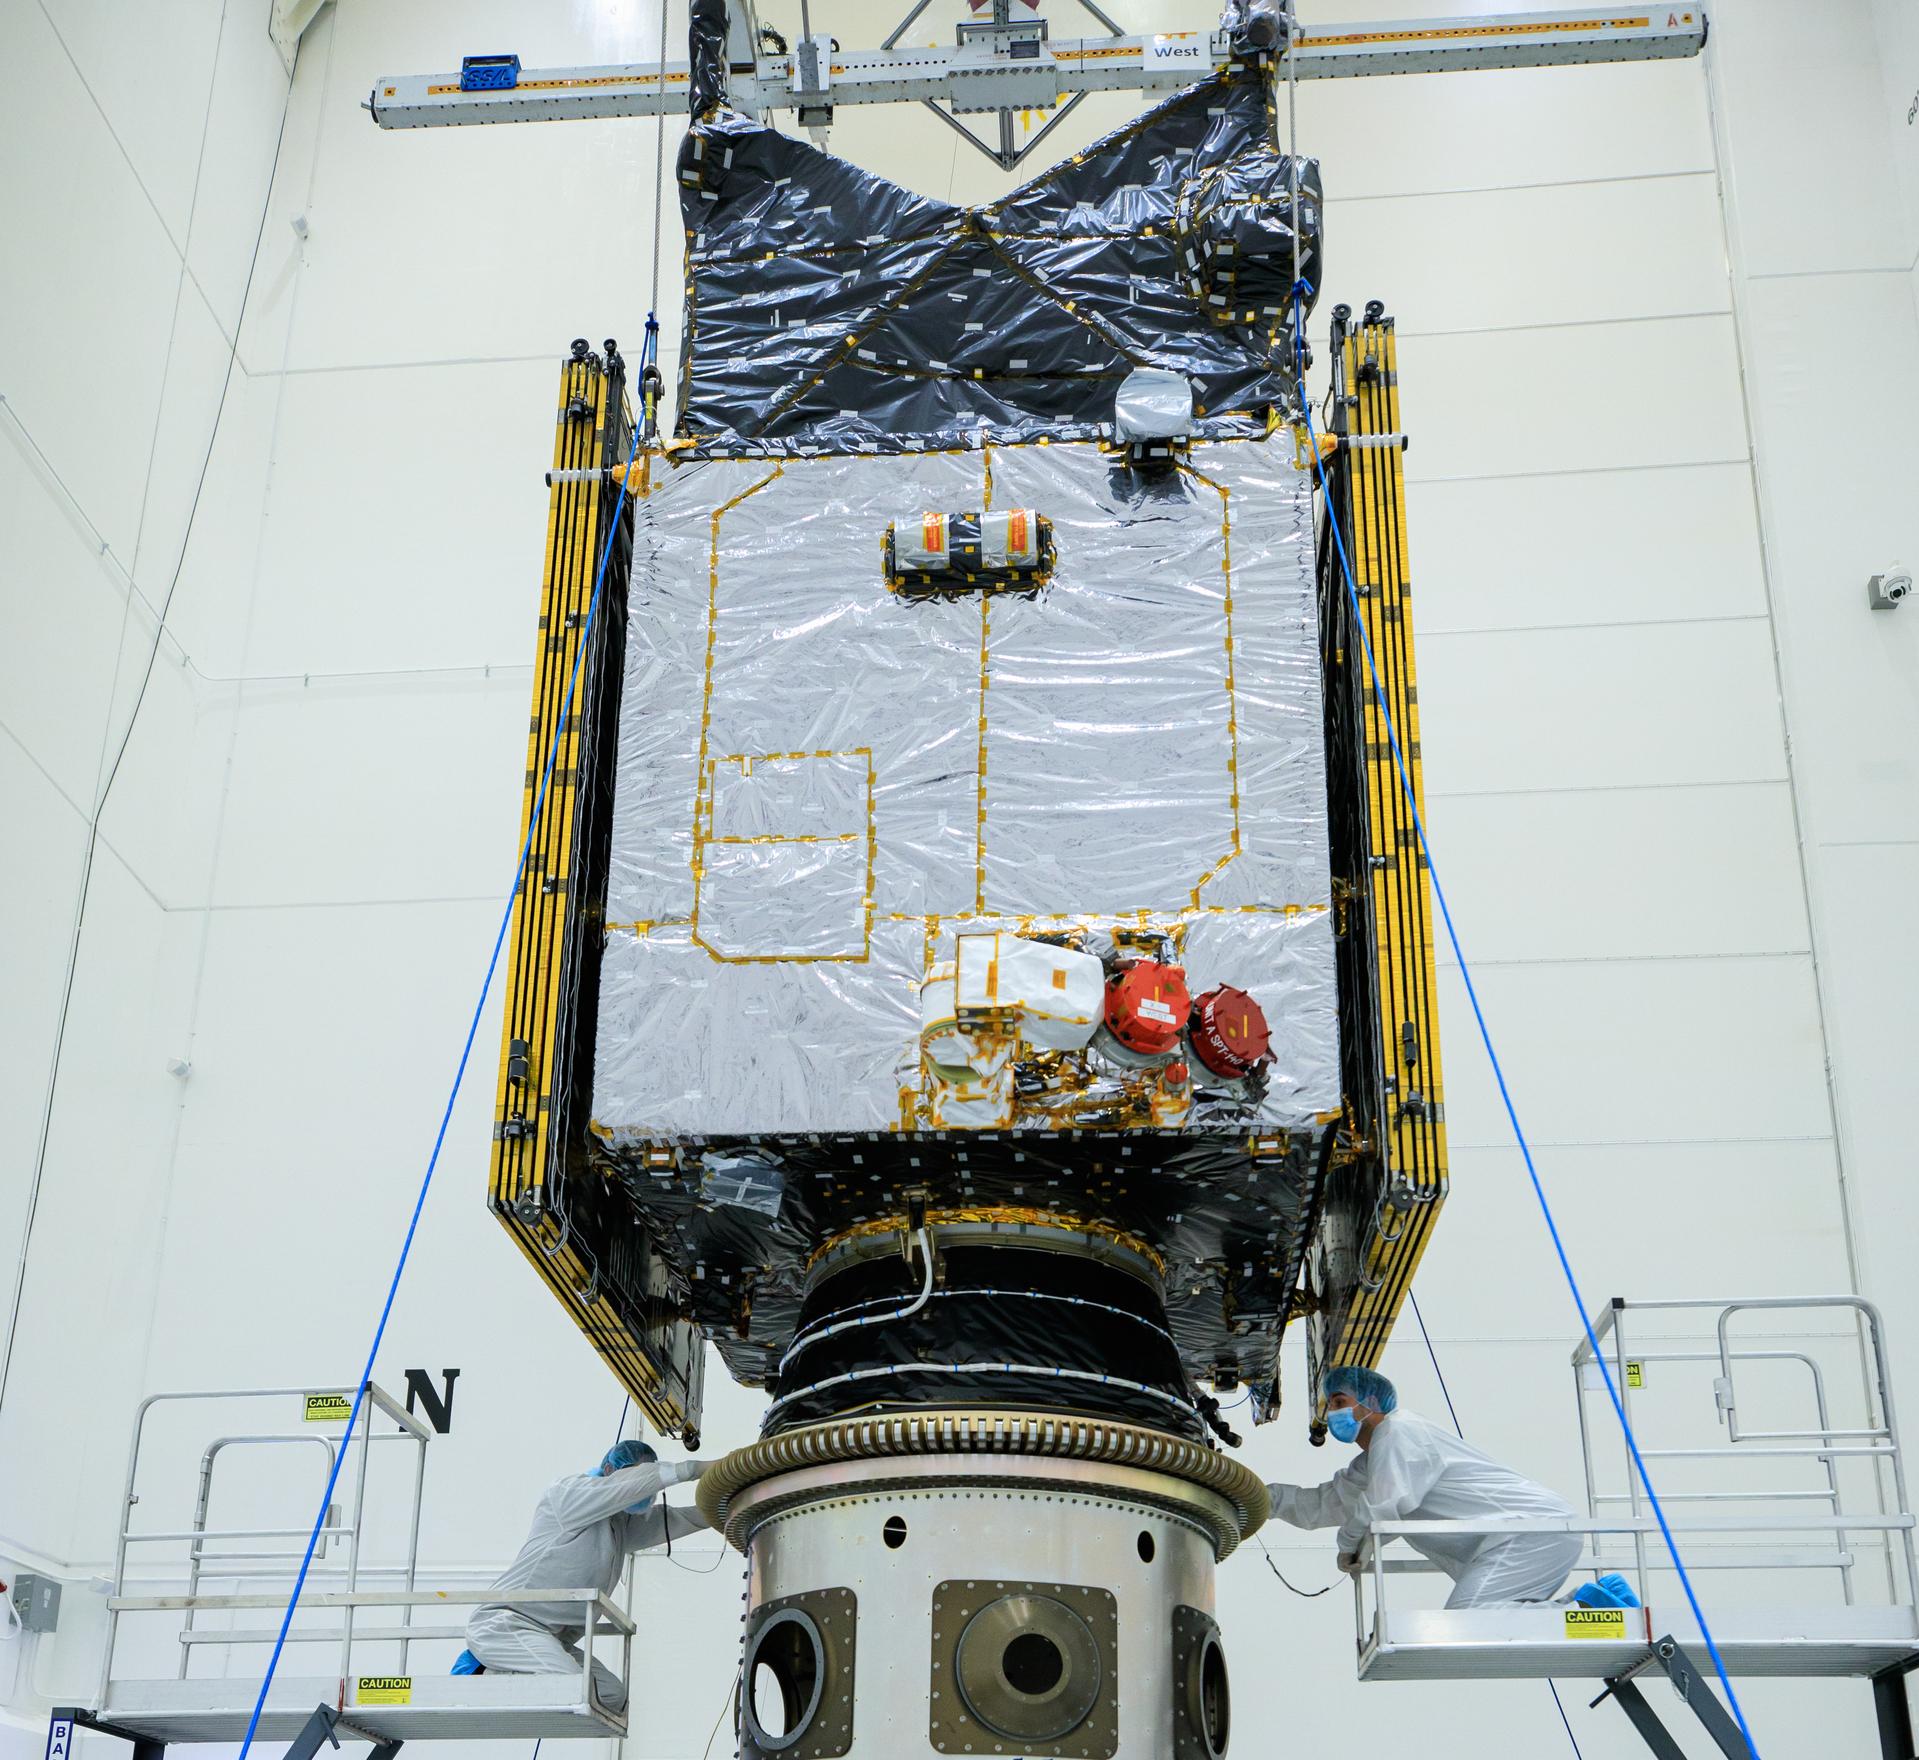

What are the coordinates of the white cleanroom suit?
(465, 1458, 712, 1706)
(1268, 1409, 1582, 1608)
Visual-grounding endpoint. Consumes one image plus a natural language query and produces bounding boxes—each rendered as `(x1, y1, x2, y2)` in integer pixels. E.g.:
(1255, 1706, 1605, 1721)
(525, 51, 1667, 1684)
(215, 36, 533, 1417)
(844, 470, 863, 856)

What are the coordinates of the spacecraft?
(486, 5, 1446, 1754)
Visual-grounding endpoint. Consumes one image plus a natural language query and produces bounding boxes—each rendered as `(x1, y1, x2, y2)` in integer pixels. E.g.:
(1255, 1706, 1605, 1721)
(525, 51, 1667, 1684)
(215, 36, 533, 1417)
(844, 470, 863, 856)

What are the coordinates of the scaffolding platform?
(1348, 1297, 1919, 1756)
(77, 1667, 629, 1745)
(71, 1385, 636, 1754)
(1360, 1599, 1919, 1681)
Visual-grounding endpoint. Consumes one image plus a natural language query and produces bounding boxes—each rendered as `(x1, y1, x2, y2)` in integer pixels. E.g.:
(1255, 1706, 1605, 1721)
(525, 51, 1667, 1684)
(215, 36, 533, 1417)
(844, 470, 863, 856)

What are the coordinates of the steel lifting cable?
(1288, 283, 1762, 1760)
(233, 394, 649, 1760)
(651, 0, 670, 317)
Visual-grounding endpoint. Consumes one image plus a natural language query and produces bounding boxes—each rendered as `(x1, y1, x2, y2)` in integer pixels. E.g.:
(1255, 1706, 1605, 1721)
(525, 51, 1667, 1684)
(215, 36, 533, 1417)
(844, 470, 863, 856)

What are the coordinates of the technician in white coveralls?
(463, 1439, 715, 1706)
(1266, 1366, 1607, 1609)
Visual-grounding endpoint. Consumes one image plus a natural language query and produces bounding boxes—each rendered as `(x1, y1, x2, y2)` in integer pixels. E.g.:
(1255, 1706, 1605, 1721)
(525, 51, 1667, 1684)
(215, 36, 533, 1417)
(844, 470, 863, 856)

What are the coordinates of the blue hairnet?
(597, 1438, 657, 1476)
(1323, 1365, 1398, 1414)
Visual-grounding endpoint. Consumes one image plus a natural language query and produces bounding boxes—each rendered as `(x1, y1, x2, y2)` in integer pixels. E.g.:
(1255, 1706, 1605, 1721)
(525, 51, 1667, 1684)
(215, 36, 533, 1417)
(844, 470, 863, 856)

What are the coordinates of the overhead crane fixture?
(369, 6, 1707, 168)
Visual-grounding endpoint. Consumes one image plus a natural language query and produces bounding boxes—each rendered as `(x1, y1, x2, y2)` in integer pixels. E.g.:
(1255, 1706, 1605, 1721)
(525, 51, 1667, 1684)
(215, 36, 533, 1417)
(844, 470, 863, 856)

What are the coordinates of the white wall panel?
(1298, 56, 1715, 200)
(0, 2, 185, 563)
(34, 0, 226, 252)
(183, 7, 299, 339)
(1711, 0, 1913, 277)
(1439, 1140, 1851, 1339)
(0, 442, 135, 805)
(0, 749, 86, 1300)
(1437, 956, 1833, 1148)
(1416, 619, 1789, 795)
(1400, 315, 1750, 481)
(205, 676, 528, 907)
(235, 360, 568, 675)
(1407, 462, 1768, 632)
(0, 846, 190, 1567)
(1809, 845, 1919, 1384)
(90, 654, 232, 911)
(125, 285, 240, 598)
(153, 371, 286, 685)
(1738, 271, 1919, 847)
(1331, 173, 1730, 335)
(1425, 782, 1811, 962)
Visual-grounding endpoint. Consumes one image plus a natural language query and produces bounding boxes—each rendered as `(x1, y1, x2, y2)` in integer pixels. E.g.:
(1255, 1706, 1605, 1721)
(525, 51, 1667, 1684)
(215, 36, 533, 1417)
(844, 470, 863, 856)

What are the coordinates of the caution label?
(357, 1677, 413, 1706)
(1564, 1608, 1628, 1640)
(303, 1393, 352, 1423)
(1625, 1361, 1645, 1389)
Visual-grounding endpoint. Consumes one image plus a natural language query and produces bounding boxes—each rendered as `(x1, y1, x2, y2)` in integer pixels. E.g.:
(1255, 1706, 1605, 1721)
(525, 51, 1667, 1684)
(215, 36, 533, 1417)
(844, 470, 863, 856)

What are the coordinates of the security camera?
(1868, 564, 1912, 610)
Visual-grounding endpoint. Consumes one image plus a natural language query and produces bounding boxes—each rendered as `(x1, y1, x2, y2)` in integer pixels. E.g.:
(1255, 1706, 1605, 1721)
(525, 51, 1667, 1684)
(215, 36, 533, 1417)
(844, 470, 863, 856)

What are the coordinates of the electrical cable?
(232, 363, 650, 1760)
(1254, 1530, 1331, 1598)
(1291, 284, 1760, 1759)
(0, 36, 304, 1420)
(700, 1669, 740, 1760)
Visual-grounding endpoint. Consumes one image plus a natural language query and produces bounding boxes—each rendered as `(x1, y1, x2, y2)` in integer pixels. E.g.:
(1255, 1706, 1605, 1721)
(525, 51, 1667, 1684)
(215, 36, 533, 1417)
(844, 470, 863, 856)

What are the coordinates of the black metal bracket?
(1588, 1637, 1750, 1760)
(49, 1708, 167, 1760)
(1874, 1653, 1919, 1760)
(283, 1703, 403, 1760)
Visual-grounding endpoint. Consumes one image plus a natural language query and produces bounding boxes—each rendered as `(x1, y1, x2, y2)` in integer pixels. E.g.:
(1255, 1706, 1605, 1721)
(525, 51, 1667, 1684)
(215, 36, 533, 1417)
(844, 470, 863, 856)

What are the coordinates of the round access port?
(955, 1594, 1101, 1742)
(1183, 1630, 1230, 1758)
(742, 1608, 826, 1752)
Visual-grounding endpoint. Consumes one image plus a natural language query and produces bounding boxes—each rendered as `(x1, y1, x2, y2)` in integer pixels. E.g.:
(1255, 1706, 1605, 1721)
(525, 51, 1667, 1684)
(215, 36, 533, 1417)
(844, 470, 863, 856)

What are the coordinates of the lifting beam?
(368, 8, 1708, 139)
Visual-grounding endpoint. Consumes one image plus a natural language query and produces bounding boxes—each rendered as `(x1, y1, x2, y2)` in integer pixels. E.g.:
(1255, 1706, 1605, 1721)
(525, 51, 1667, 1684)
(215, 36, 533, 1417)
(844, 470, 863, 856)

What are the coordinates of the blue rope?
(1291, 286, 1760, 1759)
(234, 329, 655, 1759)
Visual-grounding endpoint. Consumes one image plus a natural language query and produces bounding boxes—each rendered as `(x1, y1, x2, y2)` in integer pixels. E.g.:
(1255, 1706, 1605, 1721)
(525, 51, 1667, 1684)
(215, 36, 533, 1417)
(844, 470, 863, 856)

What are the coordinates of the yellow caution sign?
(1625, 1361, 1645, 1389)
(303, 1394, 352, 1423)
(356, 1677, 413, 1706)
(1564, 1609, 1628, 1640)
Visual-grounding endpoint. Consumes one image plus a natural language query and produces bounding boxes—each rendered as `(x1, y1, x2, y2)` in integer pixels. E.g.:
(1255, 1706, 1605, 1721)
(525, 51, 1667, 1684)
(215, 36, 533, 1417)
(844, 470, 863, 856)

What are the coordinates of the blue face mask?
(625, 1496, 656, 1517)
(1328, 1406, 1365, 1444)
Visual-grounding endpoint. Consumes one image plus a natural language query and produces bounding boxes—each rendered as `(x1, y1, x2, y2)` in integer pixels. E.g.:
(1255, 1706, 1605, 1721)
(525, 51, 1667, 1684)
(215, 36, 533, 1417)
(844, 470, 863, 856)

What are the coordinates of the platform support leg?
(1605, 1683, 1690, 1760)
(1876, 1660, 1918, 1760)
(282, 1704, 344, 1760)
(1592, 1637, 1749, 1760)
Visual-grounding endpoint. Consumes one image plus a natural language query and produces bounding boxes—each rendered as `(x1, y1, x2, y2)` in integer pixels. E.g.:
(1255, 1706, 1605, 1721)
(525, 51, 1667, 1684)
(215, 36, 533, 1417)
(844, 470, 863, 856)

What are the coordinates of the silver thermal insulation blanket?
(589, 437, 1336, 1146)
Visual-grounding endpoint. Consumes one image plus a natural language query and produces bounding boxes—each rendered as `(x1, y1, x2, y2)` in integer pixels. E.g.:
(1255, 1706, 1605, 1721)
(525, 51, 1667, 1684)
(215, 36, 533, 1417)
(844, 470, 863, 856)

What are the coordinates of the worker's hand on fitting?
(1337, 1550, 1362, 1578)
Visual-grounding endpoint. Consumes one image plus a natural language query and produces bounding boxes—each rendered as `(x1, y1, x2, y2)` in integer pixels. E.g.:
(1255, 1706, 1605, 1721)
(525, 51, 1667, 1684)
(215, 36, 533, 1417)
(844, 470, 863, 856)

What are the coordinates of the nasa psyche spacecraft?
(487, 7, 1445, 1754)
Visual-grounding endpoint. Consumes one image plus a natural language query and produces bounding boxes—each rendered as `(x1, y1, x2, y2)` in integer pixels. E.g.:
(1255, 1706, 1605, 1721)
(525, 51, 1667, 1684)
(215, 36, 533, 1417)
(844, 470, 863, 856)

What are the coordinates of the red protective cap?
(1189, 985, 1273, 1079)
(1104, 961, 1192, 1056)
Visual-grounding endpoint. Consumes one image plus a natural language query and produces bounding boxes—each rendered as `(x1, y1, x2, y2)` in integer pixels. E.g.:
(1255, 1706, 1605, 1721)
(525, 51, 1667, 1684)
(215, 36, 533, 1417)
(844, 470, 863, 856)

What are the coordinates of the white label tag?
(1139, 998, 1177, 1025)
(1149, 35, 1206, 63)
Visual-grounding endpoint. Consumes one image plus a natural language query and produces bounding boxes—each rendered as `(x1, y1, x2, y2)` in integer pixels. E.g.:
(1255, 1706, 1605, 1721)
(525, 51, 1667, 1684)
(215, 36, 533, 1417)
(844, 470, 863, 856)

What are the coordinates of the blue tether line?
(1290, 286, 1761, 1759)
(234, 322, 657, 1760)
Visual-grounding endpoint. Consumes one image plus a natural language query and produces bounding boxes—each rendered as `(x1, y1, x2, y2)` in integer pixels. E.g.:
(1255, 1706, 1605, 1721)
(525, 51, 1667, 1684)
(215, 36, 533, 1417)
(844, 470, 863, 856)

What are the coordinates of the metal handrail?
(108, 1587, 636, 1629)
(1365, 1516, 1914, 1539)
(1569, 1296, 1916, 1608)
(100, 1588, 635, 1735)
(99, 1384, 435, 1707)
